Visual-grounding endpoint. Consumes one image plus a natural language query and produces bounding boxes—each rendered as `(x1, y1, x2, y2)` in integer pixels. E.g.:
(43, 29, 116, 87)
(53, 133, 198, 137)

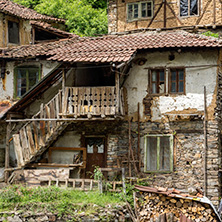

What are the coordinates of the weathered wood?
(20, 127, 30, 162)
(196, 0, 212, 25)
(166, 1, 183, 25)
(39, 103, 45, 146)
(115, 72, 120, 114)
(32, 121, 39, 150)
(203, 86, 208, 196)
(138, 103, 141, 170)
(122, 168, 126, 194)
(147, 2, 163, 28)
(45, 104, 52, 137)
(128, 118, 132, 177)
(5, 120, 11, 182)
(13, 134, 25, 167)
(26, 125, 35, 155)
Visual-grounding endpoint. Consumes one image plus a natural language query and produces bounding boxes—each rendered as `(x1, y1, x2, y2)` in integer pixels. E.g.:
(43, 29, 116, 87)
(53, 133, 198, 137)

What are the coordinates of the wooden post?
(122, 168, 126, 194)
(128, 118, 132, 177)
(203, 86, 208, 196)
(62, 68, 66, 112)
(115, 72, 120, 115)
(5, 116, 11, 183)
(163, 0, 166, 28)
(99, 176, 103, 193)
(137, 103, 141, 170)
(213, 0, 216, 24)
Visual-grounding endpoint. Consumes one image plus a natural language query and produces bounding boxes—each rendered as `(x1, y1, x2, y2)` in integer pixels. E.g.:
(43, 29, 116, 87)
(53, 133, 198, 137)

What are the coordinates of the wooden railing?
(13, 90, 66, 167)
(62, 86, 124, 117)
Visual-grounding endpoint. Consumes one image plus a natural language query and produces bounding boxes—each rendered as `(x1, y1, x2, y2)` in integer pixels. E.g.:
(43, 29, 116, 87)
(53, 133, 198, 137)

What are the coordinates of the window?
(8, 21, 19, 44)
(127, 2, 153, 21)
(180, 0, 198, 17)
(169, 69, 185, 93)
(14, 67, 40, 98)
(145, 135, 173, 172)
(148, 68, 185, 95)
(149, 69, 165, 94)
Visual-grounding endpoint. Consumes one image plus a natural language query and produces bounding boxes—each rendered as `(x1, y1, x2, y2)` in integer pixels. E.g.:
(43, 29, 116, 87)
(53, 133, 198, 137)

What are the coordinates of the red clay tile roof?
(0, 0, 65, 23)
(30, 21, 76, 38)
(1, 31, 222, 63)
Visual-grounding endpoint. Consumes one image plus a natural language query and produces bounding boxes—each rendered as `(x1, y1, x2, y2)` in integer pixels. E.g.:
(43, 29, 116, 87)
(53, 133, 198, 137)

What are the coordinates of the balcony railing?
(62, 86, 124, 118)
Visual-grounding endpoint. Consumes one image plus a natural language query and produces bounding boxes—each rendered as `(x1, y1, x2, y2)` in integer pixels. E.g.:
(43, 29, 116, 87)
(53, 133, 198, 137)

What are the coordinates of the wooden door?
(85, 137, 106, 178)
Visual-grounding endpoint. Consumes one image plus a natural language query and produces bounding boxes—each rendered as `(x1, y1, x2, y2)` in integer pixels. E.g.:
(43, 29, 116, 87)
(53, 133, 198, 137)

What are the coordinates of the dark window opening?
(150, 69, 165, 94)
(34, 28, 61, 42)
(8, 21, 19, 44)
(75, 65, 115, 87)
(169, 69, 185, 93)
(180, 0, 198, 16)
(15, 67, 40, 98)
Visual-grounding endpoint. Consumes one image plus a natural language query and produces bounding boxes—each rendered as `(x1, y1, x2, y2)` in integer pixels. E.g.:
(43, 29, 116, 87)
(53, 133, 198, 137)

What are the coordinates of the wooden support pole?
(128, 118, 132, 177)
(5, 117, 11, 183)
(115, 72, 120, 115)
(62, 68, 66, 110)
(137, 103, 141, 170)
(163, 0, 166, 28)
(203, 86, 208, 196)
(213, 0, 216, 24)
(122, 168, 126, 194)
(99, 176, 103, 193)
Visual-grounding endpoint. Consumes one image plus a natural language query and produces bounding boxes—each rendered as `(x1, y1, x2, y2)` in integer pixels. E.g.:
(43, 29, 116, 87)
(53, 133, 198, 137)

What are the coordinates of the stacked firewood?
(135, 191, 218, 222)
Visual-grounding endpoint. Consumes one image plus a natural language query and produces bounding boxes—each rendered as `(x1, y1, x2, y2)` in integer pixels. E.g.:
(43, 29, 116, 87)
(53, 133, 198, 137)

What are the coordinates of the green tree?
(13, 0, 108, 36)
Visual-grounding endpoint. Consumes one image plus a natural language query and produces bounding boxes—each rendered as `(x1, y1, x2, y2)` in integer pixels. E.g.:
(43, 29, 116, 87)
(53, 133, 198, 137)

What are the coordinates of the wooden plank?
(20, 127, 30, 162)
(101, 87, 106, 116)
(39, 103, 45, 146)
(105, 87, 111, 115)
(115, 73, 120, 115)
(32, 121, 39, 150)
(96, 87, 101, 115)
(110, 87, 115, 115)
(147, 2, 163, 28)
(62, 87, 69, 115)
(13, 134, 25, 167)
(26, 124, 35, 155)
(50, 100, 56, 128)
(5, 120, 11, 182)
(55, 94, 60, 119)
(45, 104, 51, 137)
(85, 87, 91, 115)
(73, 87, 78, 116)
(78, 87, 84, 116)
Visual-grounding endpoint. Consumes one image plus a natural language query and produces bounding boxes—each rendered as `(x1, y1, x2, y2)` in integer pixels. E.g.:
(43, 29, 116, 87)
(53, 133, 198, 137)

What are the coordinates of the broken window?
(8, 21, 19, 44)
(145, 135, 173, 172)
(14, 67, 40, 98)
(169, 69, 185, 93)
(127, 1, 153, 21)
(180, 0, 198, 17)
(149, 69, 165, 94)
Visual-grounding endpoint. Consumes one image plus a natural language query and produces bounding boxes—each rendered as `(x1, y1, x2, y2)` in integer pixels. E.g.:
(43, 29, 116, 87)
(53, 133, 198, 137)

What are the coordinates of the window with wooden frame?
(8, 20, 19, 44)
(144, 135, 173, 173)
(149, 69, 165, 94)
(180, 0, 199, 17)
(14, 67, 40, 98)
(169, 68, 185, 94)
(127, 1, 153, 21)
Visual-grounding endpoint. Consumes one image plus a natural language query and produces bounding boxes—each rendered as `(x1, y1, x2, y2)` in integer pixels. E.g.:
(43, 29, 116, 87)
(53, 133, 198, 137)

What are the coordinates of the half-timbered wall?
(108, 0, 222, 33)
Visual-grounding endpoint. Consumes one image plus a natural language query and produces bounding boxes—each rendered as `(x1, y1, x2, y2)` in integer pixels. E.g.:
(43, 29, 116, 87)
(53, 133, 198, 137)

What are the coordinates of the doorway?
(85, 137, 106, 178)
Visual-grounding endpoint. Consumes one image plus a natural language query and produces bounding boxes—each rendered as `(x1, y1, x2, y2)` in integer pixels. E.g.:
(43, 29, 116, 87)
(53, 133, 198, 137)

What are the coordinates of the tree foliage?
(13, 0, 108, 36)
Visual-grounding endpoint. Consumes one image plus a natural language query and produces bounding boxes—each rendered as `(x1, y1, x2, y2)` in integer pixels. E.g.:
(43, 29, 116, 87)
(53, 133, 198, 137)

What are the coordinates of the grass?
(0, 185, 125, 217)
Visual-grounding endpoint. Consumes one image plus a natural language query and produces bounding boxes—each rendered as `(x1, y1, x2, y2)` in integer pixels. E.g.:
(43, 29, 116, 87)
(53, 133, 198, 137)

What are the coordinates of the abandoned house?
(0, 28, 222, 209)
(108, 0, 222, 33)
(0, 0, 72, 48)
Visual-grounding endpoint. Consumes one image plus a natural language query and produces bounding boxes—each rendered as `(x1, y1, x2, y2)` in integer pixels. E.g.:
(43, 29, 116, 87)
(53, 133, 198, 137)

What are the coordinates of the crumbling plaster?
(0, 60, 59, 102)
(124, 49, 218, 122)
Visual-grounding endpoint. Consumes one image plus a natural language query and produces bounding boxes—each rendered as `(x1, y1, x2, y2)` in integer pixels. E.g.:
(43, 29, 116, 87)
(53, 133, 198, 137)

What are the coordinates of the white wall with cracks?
(124, 49, 218, 121)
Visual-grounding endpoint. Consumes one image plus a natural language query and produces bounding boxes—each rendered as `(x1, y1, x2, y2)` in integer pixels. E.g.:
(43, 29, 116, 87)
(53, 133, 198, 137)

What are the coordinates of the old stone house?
(108, 0, 222, 33)
(0, 30, 222, 208)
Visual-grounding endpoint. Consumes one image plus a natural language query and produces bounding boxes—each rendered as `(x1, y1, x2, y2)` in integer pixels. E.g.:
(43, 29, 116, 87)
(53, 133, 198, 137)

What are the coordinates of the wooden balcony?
(61, 86, 125, 119)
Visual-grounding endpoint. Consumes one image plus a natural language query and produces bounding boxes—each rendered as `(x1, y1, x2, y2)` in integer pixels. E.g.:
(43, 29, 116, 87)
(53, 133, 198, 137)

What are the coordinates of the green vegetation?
(0, 185, 124, 217)
(12, 0, 108, 36)
(201, 31, 219, 38)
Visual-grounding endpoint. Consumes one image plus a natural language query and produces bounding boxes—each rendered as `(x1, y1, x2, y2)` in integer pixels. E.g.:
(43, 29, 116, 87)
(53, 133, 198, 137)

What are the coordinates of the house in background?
(0, 31, 222, 208)
(108, 0, 222, 33)
(0, 0, 73, 48)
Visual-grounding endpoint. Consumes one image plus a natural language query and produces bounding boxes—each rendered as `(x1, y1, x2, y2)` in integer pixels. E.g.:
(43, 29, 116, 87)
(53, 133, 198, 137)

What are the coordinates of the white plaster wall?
(0, 61, 59, 101)
(124, 49, 218, 121)
(53, 131, 81, 147)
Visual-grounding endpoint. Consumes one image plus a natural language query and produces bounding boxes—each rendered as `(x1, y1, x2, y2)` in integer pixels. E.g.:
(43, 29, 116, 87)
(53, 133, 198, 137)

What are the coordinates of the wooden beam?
(163, 0, 167, 28)
(196, 0, 212, 25)
(203, 86, 208, 196)
(4, 118, 11, 182)
(137, 103, 141, 170)
(147, 2, 163, 28)
(166, 1, 183, 25)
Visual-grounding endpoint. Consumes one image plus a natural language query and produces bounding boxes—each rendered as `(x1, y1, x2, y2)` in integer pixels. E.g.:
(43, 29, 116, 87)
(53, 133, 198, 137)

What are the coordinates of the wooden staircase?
(13, 90, 69, 167)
